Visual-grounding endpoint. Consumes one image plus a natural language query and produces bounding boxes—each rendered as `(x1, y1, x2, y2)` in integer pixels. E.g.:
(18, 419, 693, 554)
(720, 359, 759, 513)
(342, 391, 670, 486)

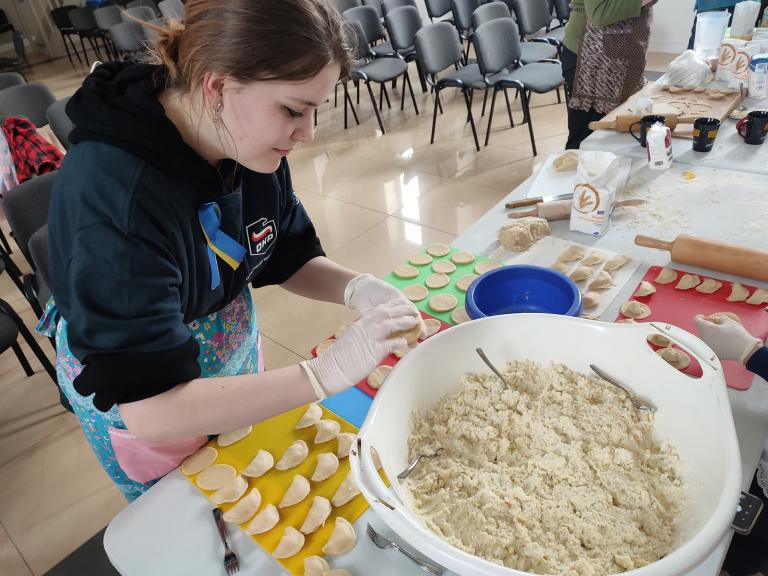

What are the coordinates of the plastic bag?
(656, 50, 713, 88)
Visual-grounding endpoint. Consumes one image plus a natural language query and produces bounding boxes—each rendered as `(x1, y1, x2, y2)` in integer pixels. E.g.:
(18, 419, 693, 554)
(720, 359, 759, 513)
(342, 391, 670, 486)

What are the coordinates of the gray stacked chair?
(554, 0, 570, 25)
(415, 21, 486, 150)
(67, 7, 107, 66)
(333, 0, 362, 13)
(0, 296, 56, 382)
(110, 20, 147, 61)
(0, 71, 25, 91)
(344, 6, 394, 58)
(50, 6, 83, 68)
(158, 0, 185, 21)
(384, 5, 427, 92)
(473, 17, 564, 154)
(122, 6, 156, 22)
(472, 2, 558, 65)
(46, 97, 74, 150)
(363, 0, 384, 18)
(514, 0, 563, 45)
(93, 4, 122, 59)
(347, 20, 419, 134)
(451, 0, 481, 63)
(126, 0, 159, 17)
(0, 32, 27, 78)
(425, 0, 452, 21)
(381, 0, 417, 17)
(0, 82, 56, 127)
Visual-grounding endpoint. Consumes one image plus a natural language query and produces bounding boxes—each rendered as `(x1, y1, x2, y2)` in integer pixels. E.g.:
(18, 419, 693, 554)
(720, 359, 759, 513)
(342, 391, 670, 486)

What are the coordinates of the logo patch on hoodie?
(246, 218, 276, 256)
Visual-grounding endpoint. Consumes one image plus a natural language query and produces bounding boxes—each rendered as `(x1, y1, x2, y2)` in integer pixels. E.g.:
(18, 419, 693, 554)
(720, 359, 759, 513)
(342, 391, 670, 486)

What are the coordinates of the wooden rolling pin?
(635, 234, 768, 282)
(509, 199, 644, 221)
(589, 114, 698, 133)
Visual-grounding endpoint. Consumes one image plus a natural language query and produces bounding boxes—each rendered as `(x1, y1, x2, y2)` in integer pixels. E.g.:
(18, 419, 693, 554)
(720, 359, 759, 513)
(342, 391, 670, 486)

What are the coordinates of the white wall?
(649, 0, 696, 53)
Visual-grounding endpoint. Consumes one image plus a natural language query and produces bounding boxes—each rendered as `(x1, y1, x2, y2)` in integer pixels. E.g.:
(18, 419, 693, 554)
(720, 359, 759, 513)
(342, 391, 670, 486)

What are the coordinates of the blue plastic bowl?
(465, 264, 583, 319)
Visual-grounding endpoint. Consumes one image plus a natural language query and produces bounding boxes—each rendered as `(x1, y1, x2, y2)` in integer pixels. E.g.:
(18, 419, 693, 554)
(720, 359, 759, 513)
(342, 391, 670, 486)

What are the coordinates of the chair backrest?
(50, 6, 77, 30)
(3, 172, 55, 266)
(425, 0, 452, 19)
(385, 5, 422, 51)
(46, 97, 74, 151)
(0, 72, 25, 92)
(473, 17, 521, 76)
(158, 0, 185, 21)
(343, 5, 385, 44)
(554, 0, 570, 20)
(93, 5, 122, 30)
(451, 0, 481, 31)
(11, 32, 24, 64)
(67, 7, 98, 32)
(346, 20, 372, 61)
(122, 6, 156, 22)
(126, 0, 159, 17)
(363, 0, 384, 17)
(514, 0, 551, 35)
(333, 0, 363, 13)
(110, 20, 147, 54)
(415, 21, 463, 76)
(381, 0, 417, 17)
(472, 1, 510, 29)
(29, 224, 52, 296)
(0, 82, 56, 127)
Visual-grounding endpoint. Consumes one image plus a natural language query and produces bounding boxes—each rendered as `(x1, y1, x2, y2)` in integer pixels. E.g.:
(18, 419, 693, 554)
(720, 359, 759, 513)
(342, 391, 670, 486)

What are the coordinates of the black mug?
(737, 111, 768, 145)
(629, 115, 666, 148)
(692, 117, 720, 152)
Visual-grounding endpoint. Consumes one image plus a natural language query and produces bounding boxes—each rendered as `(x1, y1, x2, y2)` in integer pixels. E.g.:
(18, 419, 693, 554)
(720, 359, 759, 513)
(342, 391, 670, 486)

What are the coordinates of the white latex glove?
(345, 273, 426, 337)
(694, 314, 764, 364)
(301, 300, 420, 398)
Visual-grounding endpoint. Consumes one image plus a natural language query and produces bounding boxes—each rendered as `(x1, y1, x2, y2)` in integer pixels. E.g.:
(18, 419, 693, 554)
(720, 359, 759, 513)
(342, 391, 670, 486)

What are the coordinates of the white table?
(104, 160, 768, 576)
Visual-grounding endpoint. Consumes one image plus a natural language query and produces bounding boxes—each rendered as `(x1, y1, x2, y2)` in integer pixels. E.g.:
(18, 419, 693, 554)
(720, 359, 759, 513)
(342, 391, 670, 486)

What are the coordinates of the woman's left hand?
(345, 274, 425, 336)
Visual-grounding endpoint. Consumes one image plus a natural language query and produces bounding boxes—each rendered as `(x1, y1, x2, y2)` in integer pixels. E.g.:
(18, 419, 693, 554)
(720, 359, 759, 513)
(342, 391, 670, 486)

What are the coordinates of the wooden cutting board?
(602, 82, 742, 139)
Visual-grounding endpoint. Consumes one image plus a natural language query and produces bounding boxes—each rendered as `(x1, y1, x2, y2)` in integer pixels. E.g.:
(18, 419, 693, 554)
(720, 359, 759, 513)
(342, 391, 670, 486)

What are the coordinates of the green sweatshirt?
(563, 0, 644, 54)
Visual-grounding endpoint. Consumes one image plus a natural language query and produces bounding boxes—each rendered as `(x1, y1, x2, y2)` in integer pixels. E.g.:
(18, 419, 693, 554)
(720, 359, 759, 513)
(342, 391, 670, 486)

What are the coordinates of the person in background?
(695, 314, 768, 576)
(561, 0, 657, 149)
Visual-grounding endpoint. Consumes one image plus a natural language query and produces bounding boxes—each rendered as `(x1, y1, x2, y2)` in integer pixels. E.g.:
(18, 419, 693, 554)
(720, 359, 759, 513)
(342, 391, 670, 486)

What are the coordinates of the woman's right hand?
(694, 314, 764, 364)
(302, 299, 420, 397)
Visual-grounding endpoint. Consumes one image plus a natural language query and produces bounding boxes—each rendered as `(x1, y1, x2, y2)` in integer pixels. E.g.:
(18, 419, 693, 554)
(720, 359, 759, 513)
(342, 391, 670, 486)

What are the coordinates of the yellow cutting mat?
(183, 404, 370, 575)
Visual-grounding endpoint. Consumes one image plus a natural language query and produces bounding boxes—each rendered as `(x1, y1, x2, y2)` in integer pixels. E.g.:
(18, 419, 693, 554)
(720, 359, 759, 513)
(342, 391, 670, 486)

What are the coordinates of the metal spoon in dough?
(590, 364, 657, 412)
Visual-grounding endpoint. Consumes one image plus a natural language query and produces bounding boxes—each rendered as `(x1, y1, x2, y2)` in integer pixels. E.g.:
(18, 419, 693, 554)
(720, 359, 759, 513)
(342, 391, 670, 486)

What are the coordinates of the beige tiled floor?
(0, 54, 672, 574)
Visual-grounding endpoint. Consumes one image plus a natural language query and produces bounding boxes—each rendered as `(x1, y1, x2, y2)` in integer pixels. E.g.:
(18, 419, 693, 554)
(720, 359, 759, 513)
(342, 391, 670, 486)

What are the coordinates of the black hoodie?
(49, 62, 324, 412)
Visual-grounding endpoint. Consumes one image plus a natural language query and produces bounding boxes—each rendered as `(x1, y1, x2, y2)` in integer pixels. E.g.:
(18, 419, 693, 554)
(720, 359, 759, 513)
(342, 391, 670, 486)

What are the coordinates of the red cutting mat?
(311, 311, 452, 398)
(617, 266, 768, 391)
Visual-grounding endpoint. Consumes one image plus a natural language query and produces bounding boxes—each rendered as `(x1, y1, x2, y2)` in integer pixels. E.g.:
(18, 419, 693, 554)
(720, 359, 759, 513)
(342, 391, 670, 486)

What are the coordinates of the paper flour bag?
(569, 151, 621, 237)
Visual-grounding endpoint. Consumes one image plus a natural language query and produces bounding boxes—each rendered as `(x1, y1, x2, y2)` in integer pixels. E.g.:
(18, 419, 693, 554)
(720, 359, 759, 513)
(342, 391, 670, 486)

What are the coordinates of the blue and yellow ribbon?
(198, 202, 246, 290)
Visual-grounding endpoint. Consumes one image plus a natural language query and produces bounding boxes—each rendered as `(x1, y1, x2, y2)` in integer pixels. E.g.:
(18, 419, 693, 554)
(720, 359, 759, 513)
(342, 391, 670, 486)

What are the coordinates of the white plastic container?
(350, 315, 741, 576)
(694, 11, 731, 59)
(731, 0, 761, 39)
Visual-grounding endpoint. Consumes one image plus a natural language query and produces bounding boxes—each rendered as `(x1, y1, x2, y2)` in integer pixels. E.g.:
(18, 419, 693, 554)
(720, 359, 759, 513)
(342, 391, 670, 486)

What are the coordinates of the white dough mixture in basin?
(402, 360, 684, 576)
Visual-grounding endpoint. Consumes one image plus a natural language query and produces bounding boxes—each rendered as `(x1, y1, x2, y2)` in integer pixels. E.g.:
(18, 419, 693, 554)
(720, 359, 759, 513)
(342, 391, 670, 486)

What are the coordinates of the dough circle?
(429, 293, 458, 312)
(403, 284, 429, 301)
(409, 253, 433, 266)
(426, 243, 451, 257)
(475, 260, 502, 275)
(426, 272, 450, 289)
(451, 307, 471, 324)
(393, 264, 419, 279)
(432, 260, 457, 274)
(451, 251, 475, 265)
(456, 274, 479, 292)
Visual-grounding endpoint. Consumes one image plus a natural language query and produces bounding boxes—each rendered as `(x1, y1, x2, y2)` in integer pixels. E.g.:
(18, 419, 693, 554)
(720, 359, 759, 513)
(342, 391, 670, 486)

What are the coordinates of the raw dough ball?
(393, 264, 419, 279)
(451, 250, 475, 265)
(409, 253, 433, 266)
(393, 343, 417, 358)
(212, 475, 249, 504)
(304, 556, 331, 576)
(300, 496, 333, 534)
(276, 440, 309, 471)
(621, 300, 651, 320)
(432, 260, 457, 274)
(296, 403, 323, 429)
(552, 261, 571, 274)
(391, 320, 422, 345)
(456, 274, 479, 292)
(311, 452, 340, 482)
(634, 281, 656, 297)
(181, 446, 218, 476)
(656, 347, 691, 370)
(336, 433, 355, 459)
(322, 517, 357, 556)
(475, 260, 502, 275)
(675, 274, 701, 290)
(243, 449, 274, 478)
(217, 426, 252, 447)
(746, 288, 768, 305)
(279, 474, 311, 508)
(580, 252, 606, 266)
(553, 150, 579, 172)
(423, 318, 442, 338)
(402, 284, 429, 302)
(705, 312, 743, 325)
(315, 338, 335, 355)
(654, 268, 677, 285)
(331, 473, 361, 507)
(582, 292, 600, 310)
(696, 279, 722, 294)
(603, 254, 629, 271)
(569, 266, 592, 282)
(315, 420, 342, 444)
(196, 464, 237, 490)
(588, 270, 614, 291)
(272, 526, 305, 558)
(498, 217, 551, 252)
(246, 504, 279, 535)
(223, 487, 261, 524)
(429, 293, 458, 313)
(334, 322, 353, 339)
(727, 282, 750, 302)
(367, 365, 392, 389)
(426, 243, 451, 257)
(426, 272, 450, 289)
(557, 245, 586, 262)
(647, 334, 671, 347)
(451, 307, 471, 324)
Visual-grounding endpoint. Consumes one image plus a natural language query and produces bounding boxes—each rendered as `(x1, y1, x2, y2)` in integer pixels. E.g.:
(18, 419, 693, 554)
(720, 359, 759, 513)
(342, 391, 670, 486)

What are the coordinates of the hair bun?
(151, 18, 185, 84)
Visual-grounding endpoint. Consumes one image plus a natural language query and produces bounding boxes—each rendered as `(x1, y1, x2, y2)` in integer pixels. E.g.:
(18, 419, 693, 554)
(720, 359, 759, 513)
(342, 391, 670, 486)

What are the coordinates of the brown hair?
(148, 0, 352, 91)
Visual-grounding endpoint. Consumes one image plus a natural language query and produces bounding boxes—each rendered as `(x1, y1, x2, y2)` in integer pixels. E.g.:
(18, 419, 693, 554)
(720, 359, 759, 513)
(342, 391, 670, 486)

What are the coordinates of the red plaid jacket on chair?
(2, 116, 64, 184)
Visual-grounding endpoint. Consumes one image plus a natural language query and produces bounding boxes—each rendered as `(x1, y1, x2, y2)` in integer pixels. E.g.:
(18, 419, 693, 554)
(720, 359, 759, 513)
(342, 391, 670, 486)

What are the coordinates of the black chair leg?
(11, 341, 34, 377)
(521, 90, 537, 156)
(60, 31, 74, 65)
(78, 35, 90, 67)
(0, 227, 11, 254)
(334, 84, 338, 107)
(366, 82, 386, 134)
(430, 89, 441, 144)
(463, 89, 480, 152)
(344, 83, 359, 126)
(356, 80, 360, 104)
(404, 71, 419, 114)
(485, 88, 498, 147)
(379, 84, 385, 111)
(503, 88, 515, 128)
(466, 89, 474, 123)
(15, 311, 56, 382)
(556, 87, 562, 103)
(400, 76, 406, 111)
(382, 85, 391, 109)
(481, 90, 488, 117)
(415, 59, 428, 93)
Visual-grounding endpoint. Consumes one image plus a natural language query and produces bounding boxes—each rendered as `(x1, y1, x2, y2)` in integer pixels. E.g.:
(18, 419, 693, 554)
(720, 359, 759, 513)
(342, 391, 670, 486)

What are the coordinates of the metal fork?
(366, 523, 444, 575)
(212, 507, 240, 575)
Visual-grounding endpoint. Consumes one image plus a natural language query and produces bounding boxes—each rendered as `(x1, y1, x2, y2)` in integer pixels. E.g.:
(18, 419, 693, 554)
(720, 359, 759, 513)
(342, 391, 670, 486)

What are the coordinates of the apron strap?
(198, 202, 246, 290)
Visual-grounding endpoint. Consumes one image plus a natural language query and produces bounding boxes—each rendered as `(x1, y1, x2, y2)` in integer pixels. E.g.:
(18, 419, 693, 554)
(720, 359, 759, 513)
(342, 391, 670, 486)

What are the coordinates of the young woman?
(40, 0, 421, 501)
